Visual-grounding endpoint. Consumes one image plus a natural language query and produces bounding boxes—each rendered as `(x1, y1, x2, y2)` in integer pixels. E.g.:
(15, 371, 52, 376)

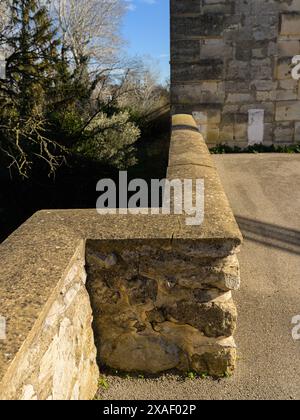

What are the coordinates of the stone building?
(170, 0, 300, 147)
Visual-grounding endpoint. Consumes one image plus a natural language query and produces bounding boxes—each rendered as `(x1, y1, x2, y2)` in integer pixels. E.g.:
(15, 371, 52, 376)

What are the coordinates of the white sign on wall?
(248, 109, 265, 146)
(0, 49, 6, 79)
(0, 316, 6, 340)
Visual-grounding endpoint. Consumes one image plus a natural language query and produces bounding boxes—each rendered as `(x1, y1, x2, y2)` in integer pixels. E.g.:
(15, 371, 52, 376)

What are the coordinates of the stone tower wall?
(171, 0, 300, 147)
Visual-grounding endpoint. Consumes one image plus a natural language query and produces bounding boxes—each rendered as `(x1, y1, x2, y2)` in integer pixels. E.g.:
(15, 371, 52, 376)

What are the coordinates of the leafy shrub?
(75, 111, 140, 169)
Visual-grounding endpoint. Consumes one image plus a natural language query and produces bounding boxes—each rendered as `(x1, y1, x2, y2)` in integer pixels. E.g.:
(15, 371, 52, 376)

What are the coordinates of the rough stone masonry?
(85, 115, 243, 378)
(171, 0, 300, 147)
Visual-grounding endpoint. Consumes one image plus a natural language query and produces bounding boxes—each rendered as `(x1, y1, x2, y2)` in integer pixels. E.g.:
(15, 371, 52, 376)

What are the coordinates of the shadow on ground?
(236, 216, 300, 256)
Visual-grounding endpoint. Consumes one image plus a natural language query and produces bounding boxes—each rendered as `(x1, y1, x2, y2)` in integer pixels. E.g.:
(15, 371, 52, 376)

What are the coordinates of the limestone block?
(172, 15, 225, 39)
(252, 48, 265, 59)
(227, 60, 251, 81)
(295, 122, 300, 141)
(250, 80, 278, 92)
(250, 0, 279, 16)
(276, 101, 300, 121)
(279, 79, 298, 91)
(220, 125, 234, 143)
(227, 93, 254, 104)
(234, 123, 248, 141)
(274, 122, 295, 143)
(276, 90, 298, 101)
(202, 0, 233, 14)
(166, 296, 237, 338)
(172, 40, 201, 63)
(256, 91, 277, 102)
(200, 39, 232, 60)
(172, 60, 224, 82)
(276, 58, 293, 80)
(170, 0, 201, 15)
(207, 125, 220, 145)
(278, 40, 300, 57)
(225, 81, 251, 93)
(172, 82, 225, 105)
(280, 0, 300, 12)
(280, 13, 300, 36)
(251, 58, 273, 80)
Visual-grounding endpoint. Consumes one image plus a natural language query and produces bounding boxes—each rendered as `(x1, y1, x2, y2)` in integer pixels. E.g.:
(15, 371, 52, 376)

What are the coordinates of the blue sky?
(122, 0, 170, 83)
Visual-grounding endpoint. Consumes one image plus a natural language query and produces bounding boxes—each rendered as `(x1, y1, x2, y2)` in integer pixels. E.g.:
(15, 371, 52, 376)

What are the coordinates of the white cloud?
(125, 0, 158, 12)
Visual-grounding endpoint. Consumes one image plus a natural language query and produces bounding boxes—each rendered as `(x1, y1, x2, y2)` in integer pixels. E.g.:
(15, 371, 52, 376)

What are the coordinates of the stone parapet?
(86, 115, 242, 377)
(0, 115, 242, 399)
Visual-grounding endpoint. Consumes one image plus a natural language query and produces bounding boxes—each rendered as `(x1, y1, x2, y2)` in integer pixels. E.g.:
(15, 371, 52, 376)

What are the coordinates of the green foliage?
(210, 143, 300, 154)
(76, 112, 140, 169)
(98, 376, 109, 391)
(0, 0, 64, 176)
(0, 0, 141, 178)
(186, 371, 208, 380)
(186, 371, 197, 380)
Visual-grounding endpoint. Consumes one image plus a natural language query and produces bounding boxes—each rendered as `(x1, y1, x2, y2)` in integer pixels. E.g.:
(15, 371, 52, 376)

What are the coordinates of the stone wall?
(171, 0, 300, 147)
(0, 239, 99, 400)
(85, 115, 242, 377)
(0, 116, 243, 398)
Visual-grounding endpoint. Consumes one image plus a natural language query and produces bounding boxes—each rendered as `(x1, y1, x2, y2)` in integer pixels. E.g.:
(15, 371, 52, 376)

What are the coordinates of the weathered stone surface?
(171, 0, 300, 146)
(87, 251, 238, 376)
(276, 101, 300, 121)
(171, 15, 225, 38)
(280, 13, 300, 36)
(0, 244, 99, 400)
(84, 119, 241, 377)
(0, 114, 242, 392)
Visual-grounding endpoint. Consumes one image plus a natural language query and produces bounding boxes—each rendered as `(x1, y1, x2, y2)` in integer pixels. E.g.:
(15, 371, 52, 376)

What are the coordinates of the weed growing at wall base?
(96, 172, 205, 226)
(210, 144, 300, 154)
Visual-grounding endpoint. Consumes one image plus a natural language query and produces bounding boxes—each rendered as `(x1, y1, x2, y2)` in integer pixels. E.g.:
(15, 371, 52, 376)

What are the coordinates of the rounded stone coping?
(168, 114, 242, 247)
(172, 114, 199, 130)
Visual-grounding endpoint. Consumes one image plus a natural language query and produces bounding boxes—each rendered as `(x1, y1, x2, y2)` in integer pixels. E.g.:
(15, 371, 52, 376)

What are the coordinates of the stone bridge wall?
(86, 115, 242, 377)
(0, 115, 242, 399)
(171, 0, 300, 147)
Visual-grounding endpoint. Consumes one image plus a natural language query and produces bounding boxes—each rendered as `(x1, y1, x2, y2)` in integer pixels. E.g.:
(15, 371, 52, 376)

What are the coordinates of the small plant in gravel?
(186, 371, 197, 380)
(223, 371, 232, 379)
(98, 376, 109, 390)
(186, 371, 209, 380)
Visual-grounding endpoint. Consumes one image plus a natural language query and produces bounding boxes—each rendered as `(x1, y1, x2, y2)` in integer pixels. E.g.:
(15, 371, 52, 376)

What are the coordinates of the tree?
(118, 59, 170, 118)
(51, 0, 126, 69)
(0, 1, 12, 78)
(0, 0, 65, 176)
(76, 111, 140, 169)
(0, 0, 146, 178)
